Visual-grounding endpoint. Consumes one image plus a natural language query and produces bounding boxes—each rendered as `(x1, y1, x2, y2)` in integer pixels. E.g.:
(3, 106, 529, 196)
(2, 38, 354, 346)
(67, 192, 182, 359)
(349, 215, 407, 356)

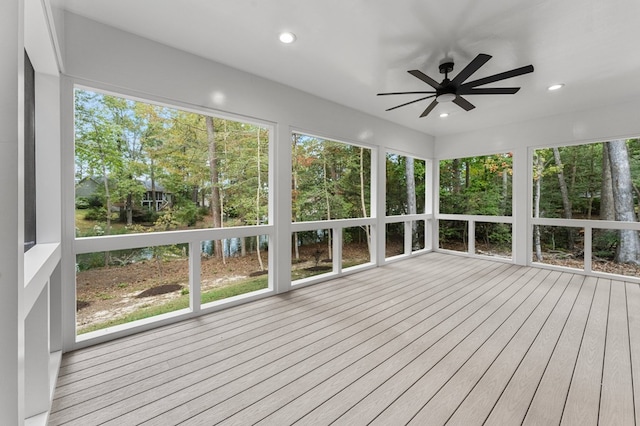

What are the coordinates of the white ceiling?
(54, 0, 640, 137)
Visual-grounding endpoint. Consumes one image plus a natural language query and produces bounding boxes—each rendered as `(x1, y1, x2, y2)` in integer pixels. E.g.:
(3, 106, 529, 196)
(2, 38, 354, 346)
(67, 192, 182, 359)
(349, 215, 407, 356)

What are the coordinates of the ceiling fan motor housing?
(439, 62, 455, 75)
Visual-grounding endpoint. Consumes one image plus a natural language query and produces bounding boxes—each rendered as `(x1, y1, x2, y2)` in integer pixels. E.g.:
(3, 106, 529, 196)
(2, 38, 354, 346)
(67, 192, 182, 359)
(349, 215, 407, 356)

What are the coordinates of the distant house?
(141, 180, 171, 211)
(75, 177, 171, 211)
(75, 176, 103, 199)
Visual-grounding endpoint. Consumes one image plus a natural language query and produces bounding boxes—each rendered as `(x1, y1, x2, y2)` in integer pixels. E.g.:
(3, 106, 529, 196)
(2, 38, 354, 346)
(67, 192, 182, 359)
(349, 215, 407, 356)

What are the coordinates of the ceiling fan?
(378, 53, 534, 118)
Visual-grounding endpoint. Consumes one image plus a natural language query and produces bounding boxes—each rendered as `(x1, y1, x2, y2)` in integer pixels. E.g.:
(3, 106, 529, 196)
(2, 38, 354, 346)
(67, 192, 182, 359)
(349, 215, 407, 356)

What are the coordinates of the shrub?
(75, 197, 90, 209)
(84, 207, 106, 221)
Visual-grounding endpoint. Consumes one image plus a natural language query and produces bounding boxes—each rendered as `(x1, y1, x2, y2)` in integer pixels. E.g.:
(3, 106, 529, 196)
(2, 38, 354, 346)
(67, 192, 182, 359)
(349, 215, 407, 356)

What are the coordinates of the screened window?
(386, 153, 426, 216)
(439, 154, 512, 216)
(74, 89, 269, 237)
(24, 50, 36, 252)
(532, 140, 640, 274)
(291, 132, 371, 222)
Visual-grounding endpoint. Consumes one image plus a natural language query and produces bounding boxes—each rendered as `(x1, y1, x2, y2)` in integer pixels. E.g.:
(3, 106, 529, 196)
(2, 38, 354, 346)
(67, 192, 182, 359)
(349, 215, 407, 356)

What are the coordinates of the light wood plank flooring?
(50, 253, 640, 425)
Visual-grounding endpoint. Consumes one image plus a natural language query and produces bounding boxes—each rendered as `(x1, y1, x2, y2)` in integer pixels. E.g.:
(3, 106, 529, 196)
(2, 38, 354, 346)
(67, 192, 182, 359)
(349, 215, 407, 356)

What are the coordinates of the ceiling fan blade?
(419, 99, 439, 117)
(386, 95, 437, 112)
(408, 70, 441, 89)
(459, 87, 521, 95)
(377, 91, 437, 96)
(461, 64, 534, 89)
(451, 53, 492, 85)
(453, 95, 475, 111)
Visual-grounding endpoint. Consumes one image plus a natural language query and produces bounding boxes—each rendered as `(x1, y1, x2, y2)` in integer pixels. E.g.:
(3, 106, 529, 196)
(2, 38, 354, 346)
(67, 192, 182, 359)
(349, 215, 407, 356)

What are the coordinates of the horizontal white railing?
(291, 217, 377, 285)
(531, 217, 640, 281)
(74, 224, 276, 345)
(436, 214, 514, 261)
(72, 213, 436, 341)
(436, 214, 640, 281)
(75, 224, 274, 254)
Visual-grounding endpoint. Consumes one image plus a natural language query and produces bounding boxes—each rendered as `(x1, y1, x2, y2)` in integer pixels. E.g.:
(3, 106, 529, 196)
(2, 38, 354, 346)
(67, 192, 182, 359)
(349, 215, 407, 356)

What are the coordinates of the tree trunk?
(126, 192, 133, 226)
(587, 144, 596, 219)
(552, 147, 574, 249)
(606, 139, 640, 264)
(206, 116, 224, 259)
(359, 147, 371, 255)
(323, 154, 332, 260)
(601, 144, 615, 220)
(533, 154, 544, 261)
(405, 156, 418, 249)
(98, 149, 112, 267)
(150, 158, 157, 211)
(464, 160, 470, 189)
(501, 168, 508, 215)
(452, 158, 461, 194)
(256, 128, 264, 271)
(291, 134, 300, 260)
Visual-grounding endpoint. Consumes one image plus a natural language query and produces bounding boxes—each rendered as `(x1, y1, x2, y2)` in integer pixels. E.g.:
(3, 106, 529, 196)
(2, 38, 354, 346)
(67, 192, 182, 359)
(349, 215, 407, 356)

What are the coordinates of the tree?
(533, 152, 545, 261)
(606, 140, 640, 264)
(405, 156, 418, 248)
(255, 127, 264, 271)
(292, 134, 301, 260)
(601, 144, 615, 220)
(360, 147, 371, 254)
(206, 116, 224, 259)
(75, 91, 121, 235)
(553, 147, 574, 249)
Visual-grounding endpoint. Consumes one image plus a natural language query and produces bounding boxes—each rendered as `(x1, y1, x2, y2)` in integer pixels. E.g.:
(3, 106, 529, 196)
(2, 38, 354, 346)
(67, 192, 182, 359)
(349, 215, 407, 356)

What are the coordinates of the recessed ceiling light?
(279, 32, 296, 44)
(439, 113, 449, 118)
(548, 83, 564, 91)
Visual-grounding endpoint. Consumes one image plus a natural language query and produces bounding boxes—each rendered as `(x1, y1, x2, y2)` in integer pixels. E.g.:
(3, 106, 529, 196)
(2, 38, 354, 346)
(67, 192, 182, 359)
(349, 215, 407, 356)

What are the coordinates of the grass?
(75, 209, 129, 236)
(78, 275, 268, 334)
(76, 249, 370, 334)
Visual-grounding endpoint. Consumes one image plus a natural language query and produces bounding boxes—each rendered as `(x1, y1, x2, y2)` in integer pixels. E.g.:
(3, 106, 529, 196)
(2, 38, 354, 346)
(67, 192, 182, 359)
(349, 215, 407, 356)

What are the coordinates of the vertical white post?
(0, 0, 25, 423)
(468, 220, 476, 255)
(375, 148, 386, 265)
(513, 147, 530, 265)
(189, 242, 201, 313)
(24, 288, 50, 418)
(333, 227, 342, 274)
(369, 147, 378, 264)
(61, 77, 77, 350)
(584, 226, 592, 273)
(273, 125, 292, 293)
(49, 263, 62, 352)
(432, 159, 440, 251)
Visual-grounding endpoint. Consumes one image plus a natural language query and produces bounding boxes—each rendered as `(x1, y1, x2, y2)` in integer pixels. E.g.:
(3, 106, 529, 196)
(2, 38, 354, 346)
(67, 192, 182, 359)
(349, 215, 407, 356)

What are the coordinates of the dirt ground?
(76, 242, 373, 330)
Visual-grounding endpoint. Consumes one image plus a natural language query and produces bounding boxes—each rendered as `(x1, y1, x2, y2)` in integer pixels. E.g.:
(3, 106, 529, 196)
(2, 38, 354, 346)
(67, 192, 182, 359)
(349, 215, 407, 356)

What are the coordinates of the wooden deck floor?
(50, 252, 640, 425)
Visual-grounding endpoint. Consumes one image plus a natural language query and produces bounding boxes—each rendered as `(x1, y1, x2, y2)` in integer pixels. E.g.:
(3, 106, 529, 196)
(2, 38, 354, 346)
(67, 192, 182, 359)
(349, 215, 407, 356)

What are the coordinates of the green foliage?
(385, 153, 426, 215)
(83, 207, 106, 221)
(292, 134, 371, 222)
(439, 220, 467, 246)
(75, 89, 270, 236)
(440, 154, 512, 216)
(593, 229, 618, 259)
(173, 201, 203, 227)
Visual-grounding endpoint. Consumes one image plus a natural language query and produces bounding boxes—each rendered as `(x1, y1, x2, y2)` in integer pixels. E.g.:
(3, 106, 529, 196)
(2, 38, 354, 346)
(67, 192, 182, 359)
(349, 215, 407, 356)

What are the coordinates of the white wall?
(62, 12, 433, 158)
(0, 0, 24, 424)
(435, 99, 640, 159)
